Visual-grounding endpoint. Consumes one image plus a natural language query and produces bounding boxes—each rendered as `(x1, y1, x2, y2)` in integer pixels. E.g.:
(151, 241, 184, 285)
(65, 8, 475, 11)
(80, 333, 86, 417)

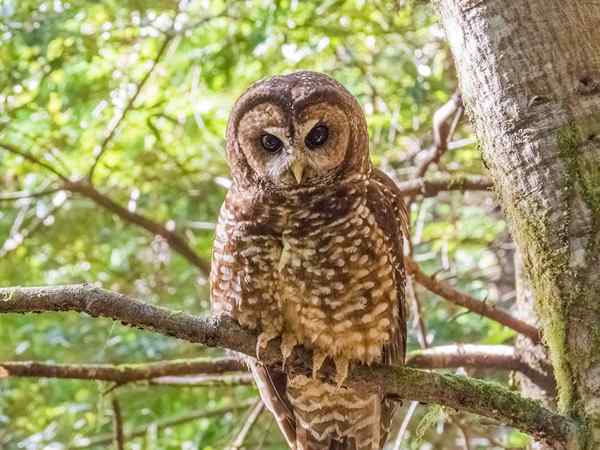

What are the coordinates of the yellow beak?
(290, 160, 305, 184)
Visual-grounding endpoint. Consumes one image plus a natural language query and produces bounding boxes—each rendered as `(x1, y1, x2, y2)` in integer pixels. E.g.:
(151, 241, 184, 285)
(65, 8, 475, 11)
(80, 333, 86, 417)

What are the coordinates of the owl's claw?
(312, 350, 327, 379)
(256, 330, 277, 361)
(333, 356, 349, 390)
(280, 333, 298, 371)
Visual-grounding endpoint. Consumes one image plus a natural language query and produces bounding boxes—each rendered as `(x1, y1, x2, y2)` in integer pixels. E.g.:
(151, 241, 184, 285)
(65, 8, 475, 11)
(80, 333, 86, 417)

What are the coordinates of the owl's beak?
(290, 160, 305, 184)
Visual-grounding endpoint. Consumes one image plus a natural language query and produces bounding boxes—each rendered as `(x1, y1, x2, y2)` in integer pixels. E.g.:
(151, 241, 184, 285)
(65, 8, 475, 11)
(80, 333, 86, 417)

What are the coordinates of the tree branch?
(0, 142, 69, 181)
(111, 398, 125, 450)
(406, 259, 542, 345)
(2, 345, 549, 388)
(228, 400, 264, 450)
(64, 180, 210, 274)
(406, 344, 555, 394)
(395, 174, 493, 198)
(150, 373, 254, 387)
(0, 357, 244, 384)
(415, 91, 464, 178)
(0, 186, 63, 202)
(0, 284, 573, 444)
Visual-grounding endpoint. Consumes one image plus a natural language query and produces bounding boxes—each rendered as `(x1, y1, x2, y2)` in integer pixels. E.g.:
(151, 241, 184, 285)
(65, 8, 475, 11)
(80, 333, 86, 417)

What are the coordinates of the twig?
(0, 142, 69, 181)
(0, 284, 574, 444)
(405, 258, 541, 344)
(64, 180, 210, 274)
(392, 400, 419, 450)
(0, 201, 65, 258)
(228, 400, 264, 450)
(74, 401, 256, 448)
(0, 186, 63, 201)
(88, 34, 174, 181)
(111, 398, 125, 450)
(415, 91, 464, 178)
(407, 276, 429, 349)
(394, 174, 493, 198)
(150, 373, 253, 387)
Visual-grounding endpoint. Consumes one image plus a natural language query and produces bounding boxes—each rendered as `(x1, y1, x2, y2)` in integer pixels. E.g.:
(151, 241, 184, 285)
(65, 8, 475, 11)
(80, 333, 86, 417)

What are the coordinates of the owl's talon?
(256, 331, 277, 361)
(312, 351, 327, 379)
(333, 356, 349, 390)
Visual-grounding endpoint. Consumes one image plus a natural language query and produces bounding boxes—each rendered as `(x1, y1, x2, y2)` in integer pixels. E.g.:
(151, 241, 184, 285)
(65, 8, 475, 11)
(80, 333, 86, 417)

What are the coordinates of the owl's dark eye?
(260, 134, 283, 153)
(305, 124, 329, 149)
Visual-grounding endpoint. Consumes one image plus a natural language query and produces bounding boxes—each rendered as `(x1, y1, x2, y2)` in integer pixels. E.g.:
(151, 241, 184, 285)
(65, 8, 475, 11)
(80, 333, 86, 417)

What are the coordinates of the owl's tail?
(288, 376, 397, 450)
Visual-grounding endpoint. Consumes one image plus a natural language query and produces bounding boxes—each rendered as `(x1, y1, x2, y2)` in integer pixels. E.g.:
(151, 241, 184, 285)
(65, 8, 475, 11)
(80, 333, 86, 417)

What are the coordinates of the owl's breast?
(275, 190, 399, 366)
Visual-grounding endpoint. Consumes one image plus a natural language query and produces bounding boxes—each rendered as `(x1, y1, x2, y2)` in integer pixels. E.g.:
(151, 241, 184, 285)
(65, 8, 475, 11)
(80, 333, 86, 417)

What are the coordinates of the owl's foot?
(312, 350, 328, 379)
(280, 332, 298, 370)
(256, 330, 278, 360)
(333, 356, 349, 389)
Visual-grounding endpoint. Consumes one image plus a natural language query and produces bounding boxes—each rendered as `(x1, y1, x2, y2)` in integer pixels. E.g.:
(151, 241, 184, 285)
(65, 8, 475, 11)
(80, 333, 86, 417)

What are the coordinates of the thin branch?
(395, 174, 493, 198)
(406, 344, 555, 393)
(0, 186, 63, 202)
(228, 400, 264, 450)
(0, 284, 574, 444)
(0, 201, 65, 258)
(111, 398, 125, 450)
(415, 91, 464, 178)
(407, 276, 429, 348)
(0, 142, 69, 181)
(150, 373, 254, 387)
(392, 400, 419, 450)
(406, 258, 542, 345)
(0, 357, 244, 384)
(64, 180, 210, 274)
(1, 345, 551, 390)
(74, 401, 256, 449)
(88, 34, 174, 181)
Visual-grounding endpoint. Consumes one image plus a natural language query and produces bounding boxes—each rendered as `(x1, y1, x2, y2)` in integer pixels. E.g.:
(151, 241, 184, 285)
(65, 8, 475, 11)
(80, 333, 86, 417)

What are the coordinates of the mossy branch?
(0, 284, 576, 444)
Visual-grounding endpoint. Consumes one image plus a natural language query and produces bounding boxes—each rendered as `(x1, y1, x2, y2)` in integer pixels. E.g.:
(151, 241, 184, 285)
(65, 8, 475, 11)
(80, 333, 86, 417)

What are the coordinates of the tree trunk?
(436, 1, 600, 448)
(515, 253, 557, 450)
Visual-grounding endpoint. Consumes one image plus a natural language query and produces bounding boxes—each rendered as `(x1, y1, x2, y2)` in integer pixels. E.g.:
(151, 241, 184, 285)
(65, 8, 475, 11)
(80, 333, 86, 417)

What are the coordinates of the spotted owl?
(211, 71, 409, 450)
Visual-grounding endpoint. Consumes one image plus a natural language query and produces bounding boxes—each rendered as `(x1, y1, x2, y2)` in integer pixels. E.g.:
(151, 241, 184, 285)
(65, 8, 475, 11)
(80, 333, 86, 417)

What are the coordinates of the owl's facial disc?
(237, 100, 350, 187)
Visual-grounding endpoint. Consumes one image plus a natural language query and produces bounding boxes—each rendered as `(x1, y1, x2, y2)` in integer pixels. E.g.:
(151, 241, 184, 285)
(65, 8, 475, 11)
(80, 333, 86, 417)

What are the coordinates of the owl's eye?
(260, 134, 283, 153)
(305, 124, 329, 149)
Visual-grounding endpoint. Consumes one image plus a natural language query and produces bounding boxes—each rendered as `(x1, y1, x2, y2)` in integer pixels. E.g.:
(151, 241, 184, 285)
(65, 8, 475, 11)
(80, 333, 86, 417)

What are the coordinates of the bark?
(436, 1, 600, 448)
(515, 253, 557, 450)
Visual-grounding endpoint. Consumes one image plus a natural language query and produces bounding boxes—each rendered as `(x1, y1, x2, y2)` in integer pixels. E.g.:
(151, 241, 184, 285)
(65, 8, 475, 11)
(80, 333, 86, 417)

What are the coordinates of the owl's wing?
(367, 167, 410, 365)
(211, 191, 297, 446)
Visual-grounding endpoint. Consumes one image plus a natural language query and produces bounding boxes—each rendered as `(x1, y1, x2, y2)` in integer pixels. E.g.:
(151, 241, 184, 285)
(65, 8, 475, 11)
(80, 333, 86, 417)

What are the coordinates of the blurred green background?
(0, 1, 525, 449)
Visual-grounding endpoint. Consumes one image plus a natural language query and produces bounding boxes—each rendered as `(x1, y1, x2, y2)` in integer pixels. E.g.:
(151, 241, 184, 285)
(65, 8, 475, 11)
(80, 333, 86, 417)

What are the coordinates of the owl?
(211, 71, 409, 450)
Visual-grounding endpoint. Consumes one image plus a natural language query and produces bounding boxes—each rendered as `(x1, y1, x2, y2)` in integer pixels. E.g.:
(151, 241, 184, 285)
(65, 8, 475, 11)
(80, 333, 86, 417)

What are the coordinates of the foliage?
(0, 0, 523, 448)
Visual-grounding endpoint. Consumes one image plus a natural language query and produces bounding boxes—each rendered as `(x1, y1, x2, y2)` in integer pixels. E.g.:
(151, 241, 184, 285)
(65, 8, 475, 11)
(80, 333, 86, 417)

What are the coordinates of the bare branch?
(0, 142, 69, 181)
(395, 174, 493, 198)
(406, 344, 555, 393)
(0, 357, 244, 384)
(406, 259, 542, 345)
(228, 400, 264, 450)
(88, 34, 174, 181)
(415, 91, 464, 178)
(74, 401, 256, 449)
(64, 180, 210, 274)
(1, 346, 551, 391)
(0, 284, 573, 444)
(0, 186, 63, 202)
(0, 201, 65, 258)
(111, 398, 125, 450)
(150, 373, 254, 387)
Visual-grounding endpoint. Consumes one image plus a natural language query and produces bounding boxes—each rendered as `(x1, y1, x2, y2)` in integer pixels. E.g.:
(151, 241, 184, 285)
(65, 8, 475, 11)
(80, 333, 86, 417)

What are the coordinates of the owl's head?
(226, 71, 369, 190)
